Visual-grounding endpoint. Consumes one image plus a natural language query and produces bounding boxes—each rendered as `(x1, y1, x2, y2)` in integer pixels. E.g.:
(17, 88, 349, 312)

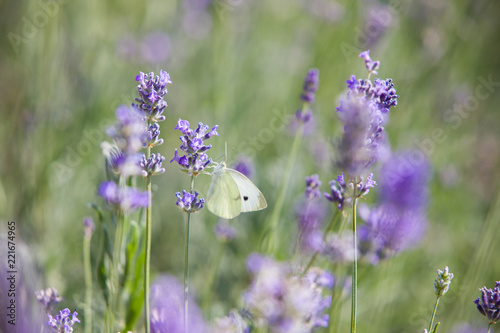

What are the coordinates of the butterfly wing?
(226, 168, 267, 213)
(206, 167, 242, 219)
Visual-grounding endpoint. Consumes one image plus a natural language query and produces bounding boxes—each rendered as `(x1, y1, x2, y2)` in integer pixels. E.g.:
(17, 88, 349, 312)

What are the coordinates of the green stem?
(184, 175, 195, 333)
(107, 212, 124, 332)
(488, 323, 492, 333)
(83, 234, 93, 333)
(263, 122, 304, 255)
(428, 296, 440, 333)
(144, 144, 152, 333)
(351, 197, 358, 333)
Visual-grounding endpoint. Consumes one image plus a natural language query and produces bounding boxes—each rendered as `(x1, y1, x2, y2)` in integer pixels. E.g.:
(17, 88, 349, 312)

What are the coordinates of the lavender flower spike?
(359, 50, 380, 75)
(305, 174, 322, 200)
(46, 308, 80, 333)
(35, 287, 63, 312)
(474, 281, 500, 325)
(170, 119, 219, 175)
(133, 70, 172, 122)
(140, 153, 166, 176)
(301, 68, 320, 104)
(175, 190, 205, 213)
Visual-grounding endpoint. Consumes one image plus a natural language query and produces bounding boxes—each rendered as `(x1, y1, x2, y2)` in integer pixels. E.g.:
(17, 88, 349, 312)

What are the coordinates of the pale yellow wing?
(206, 167, 242, 219)
(225, 168, 267, 213)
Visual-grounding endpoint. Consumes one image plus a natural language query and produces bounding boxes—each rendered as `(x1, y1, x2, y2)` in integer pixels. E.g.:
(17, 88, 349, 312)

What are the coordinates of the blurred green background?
(1, 0, 500, 331)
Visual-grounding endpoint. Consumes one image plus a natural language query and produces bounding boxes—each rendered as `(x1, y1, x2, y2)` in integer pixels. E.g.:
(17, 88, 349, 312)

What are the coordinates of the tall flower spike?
(336, 50, 398, 177)
(97, 181, 149, 213)
(296, 69, 319, 124)
(474, 281, 500, 325)
(170, 119, 219, 175)
(133, 70, 172, 122)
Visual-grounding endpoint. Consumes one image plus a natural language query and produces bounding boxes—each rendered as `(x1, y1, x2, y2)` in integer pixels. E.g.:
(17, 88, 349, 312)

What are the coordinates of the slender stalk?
(488, 323, 492, 333)
(351, 197, 358, 333)
(106, 212, 123, 332)
(184, 175, 196, 333)
(428, 296, 440, 333)
(144, 144, 152, 333)
(83, 233, 93, 333)
(263, 123, 304, 255)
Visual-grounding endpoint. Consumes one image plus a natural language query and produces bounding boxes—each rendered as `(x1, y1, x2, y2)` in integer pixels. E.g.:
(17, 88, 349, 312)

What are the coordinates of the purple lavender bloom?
(301, 69, 320, 104)
(359, 50, 380, 75)
(213, 310, 250, 333)
(324, 179, 344, 210)
(97, 181, 149, 213)
(46, 308, 80, 333)
(150, 274, 208, 333)
(140, 31, 171, 65)
(35, 287, 64, 312)
(140, 153, 166, 177)
(144, 122, 164, 148)
(336, 95, 384, 176)
(336, 51, 398, 177)
(83, 217, 95, 239)
(474, 281, 500, 325)
(214, 221, 238, 241)
(243, 254, 331, 332)
(106, 105, 146, 155)
(378, 151, 431, 210)
(174, 190, 205, 213)
(170, 119, 219, 175)
(231, 155, 255, 179)
(133, 70, 172, 122)
(358, 203, 427, 264)
(295, 69, 319, 125)
(305, 174, 322, 200)
(324, 173, 375, 209)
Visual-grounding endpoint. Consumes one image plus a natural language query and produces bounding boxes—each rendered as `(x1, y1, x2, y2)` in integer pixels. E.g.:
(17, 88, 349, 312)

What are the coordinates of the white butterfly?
(206, 162, 267, 219)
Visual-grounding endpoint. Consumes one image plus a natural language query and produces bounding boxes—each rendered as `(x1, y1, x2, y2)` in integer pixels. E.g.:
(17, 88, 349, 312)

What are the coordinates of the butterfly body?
(206, 162, 267, 219)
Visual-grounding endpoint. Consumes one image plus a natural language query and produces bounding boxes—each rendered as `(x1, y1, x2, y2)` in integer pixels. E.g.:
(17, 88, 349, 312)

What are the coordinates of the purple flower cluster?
(358, 151, 430, 263)
(336, 50, 398, 176)
(474, 281, 500, 325)
(98, 71, 171, 212)
(175, 190, 205, 213)
(133, 70, 172, 122)
(324, 172, 376, 210)
(150, 274, 208, 332)
(46, 308, 80, 333)
(35, 287, 63, 312)
(243, 254, 332, 332)
(140, 153, 166, 177)
(170, 119, 219, 175)
(98, 181, 149, 213)
(305, 174, 322, 200)
(296, 69, 319, 124)
(296, 199, 328, 253)
(359, 50, 380, 75)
